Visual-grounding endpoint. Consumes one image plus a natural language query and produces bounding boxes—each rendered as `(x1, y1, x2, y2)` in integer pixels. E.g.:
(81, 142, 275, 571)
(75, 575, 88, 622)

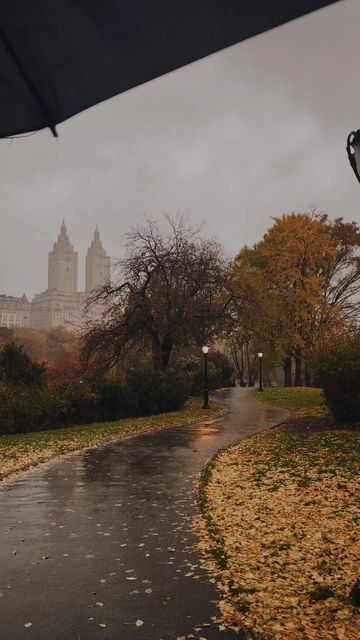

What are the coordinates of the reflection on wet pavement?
(0, 388, 287, 640)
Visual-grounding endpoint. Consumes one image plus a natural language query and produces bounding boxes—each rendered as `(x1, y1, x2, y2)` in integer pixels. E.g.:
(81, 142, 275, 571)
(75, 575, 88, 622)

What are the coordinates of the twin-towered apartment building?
(0, 221, 111, 332)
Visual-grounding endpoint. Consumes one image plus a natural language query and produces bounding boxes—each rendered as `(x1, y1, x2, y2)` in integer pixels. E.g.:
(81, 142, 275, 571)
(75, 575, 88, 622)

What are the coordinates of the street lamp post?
(258, 352, 264, 392)
(346, 130, 360, 602)
(347, 130, 360, 183)
(202, 345, 210, 409)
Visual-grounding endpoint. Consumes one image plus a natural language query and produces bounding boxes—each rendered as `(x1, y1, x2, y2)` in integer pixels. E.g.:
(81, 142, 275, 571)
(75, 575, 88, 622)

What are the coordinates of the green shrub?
(55, 382, 99, 425)
(315, 332, 360, 423)
(89, 379, 138, 420)
(0, 366, 189, 435)
(0, 382, 98, 434)
(0, 384, 65, 434)
(208, 351, 235, 388)
(126, 365, 189, 415)
(0, 384, 23, 433)
(0, 342, 46, 386)
(174, 355, 202, 394)
(175, 351, 235, 395)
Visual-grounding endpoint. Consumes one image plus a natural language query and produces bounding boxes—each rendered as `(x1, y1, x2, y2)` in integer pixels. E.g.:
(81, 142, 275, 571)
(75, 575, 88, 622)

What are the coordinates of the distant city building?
(86, 225, 111, 293)
(31, 222, 111, 332)
(0, 294, 31, 329)
(48, 220, 78, 294)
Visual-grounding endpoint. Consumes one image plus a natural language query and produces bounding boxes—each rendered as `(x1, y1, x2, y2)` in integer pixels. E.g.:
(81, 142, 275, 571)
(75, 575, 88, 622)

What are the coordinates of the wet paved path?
(0, 388, 287, 640)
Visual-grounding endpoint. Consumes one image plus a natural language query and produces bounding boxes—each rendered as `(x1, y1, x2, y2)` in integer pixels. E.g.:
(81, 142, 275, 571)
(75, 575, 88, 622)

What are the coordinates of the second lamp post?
(258, 352, 264, 392)
(202, 345, 210, 409)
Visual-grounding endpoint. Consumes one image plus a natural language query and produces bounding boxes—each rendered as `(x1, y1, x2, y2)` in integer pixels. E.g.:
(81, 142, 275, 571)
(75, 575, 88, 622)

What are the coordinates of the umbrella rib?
(0, 26, 58, 137)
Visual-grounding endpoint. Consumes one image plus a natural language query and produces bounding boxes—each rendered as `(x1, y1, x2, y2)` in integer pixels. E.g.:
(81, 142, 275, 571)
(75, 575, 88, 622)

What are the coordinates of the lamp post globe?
(258, 352, 264, 392)
(347, 130, 360, 183)
(202, 346, 210, 409)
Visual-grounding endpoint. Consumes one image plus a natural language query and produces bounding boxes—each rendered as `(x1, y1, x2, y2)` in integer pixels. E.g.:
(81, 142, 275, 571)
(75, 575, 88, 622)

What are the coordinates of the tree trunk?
(151, 336, 163, 370)
(305, 361, 312, 387)
(283, 355, 292, 387)
(151, 334, 173, 370)
(160, 335, 173, 369)
(294, 349, 302, 386)
(230, 342, 245, 386)
(240, 346, 246, 386)
(245, 342, 252, 386)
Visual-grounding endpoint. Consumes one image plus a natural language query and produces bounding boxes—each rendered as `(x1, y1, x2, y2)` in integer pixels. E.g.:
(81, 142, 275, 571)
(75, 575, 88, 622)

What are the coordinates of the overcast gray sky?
(1, 0, 359, 299)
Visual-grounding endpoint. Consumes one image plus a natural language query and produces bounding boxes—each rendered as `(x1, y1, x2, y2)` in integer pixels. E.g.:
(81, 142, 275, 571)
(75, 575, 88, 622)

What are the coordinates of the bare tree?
(81, 215, 229, 372)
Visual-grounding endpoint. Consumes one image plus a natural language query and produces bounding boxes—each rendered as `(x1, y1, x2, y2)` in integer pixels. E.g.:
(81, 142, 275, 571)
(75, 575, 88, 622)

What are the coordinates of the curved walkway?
(0, 388, 288, 640)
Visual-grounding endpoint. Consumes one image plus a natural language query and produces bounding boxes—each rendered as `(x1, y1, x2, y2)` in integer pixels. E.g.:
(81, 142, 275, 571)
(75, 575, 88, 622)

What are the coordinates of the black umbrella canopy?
(0, 0, 340, 138)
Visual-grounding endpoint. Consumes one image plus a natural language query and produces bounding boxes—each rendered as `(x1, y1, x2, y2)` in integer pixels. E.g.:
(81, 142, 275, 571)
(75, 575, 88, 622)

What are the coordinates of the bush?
(175, 351, 235, 395)
(174, 355, 202, 394)
(126, 365, 190, 415)
(0, 368, 189, 435)
(0, 382, 99, 435)
(0, 342, 46, 386)
(89, 378, 138, 420)
(208, 351, 235, 388)
(0, 383, 65, 434)
(55, 382, 99, 425)
(315, 333, 360, 423)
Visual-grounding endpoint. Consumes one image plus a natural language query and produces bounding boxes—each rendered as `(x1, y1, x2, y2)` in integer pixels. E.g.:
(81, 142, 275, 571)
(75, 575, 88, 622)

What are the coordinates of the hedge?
(0, 367, 190, 435)
(315, 332, 360, 423)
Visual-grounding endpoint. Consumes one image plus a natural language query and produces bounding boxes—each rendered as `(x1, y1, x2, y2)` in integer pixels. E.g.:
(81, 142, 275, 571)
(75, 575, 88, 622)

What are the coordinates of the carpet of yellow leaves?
(197, 428, 360, 640)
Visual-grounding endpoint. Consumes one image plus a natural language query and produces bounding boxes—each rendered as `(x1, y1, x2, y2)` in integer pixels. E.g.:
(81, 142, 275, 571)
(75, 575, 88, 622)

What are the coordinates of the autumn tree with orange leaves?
(229, 212, 360, 386)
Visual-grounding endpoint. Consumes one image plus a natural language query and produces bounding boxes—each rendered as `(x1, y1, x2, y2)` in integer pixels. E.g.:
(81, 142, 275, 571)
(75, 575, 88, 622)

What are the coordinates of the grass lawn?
(197, 387, 360, 640)
(0, 397, 223, 482)
(261, 386, 324, 409)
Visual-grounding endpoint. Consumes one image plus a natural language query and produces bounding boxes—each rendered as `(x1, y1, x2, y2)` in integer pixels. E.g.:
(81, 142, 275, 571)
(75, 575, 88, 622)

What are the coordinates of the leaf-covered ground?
(0, 398, 223, 482)
(197, 388, 360, 640)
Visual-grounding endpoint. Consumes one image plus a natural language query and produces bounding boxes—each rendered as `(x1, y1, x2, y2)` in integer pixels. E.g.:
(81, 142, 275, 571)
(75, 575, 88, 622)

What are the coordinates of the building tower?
(85, 226, 111, 292)
(48, 220, 78, 293)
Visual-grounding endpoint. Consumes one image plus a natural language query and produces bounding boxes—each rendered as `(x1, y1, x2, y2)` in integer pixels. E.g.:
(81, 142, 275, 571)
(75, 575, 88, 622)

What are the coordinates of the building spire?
(52, 219, 74, 252)
(48, 221, 78, 293)
(85, 226, 110, 292)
